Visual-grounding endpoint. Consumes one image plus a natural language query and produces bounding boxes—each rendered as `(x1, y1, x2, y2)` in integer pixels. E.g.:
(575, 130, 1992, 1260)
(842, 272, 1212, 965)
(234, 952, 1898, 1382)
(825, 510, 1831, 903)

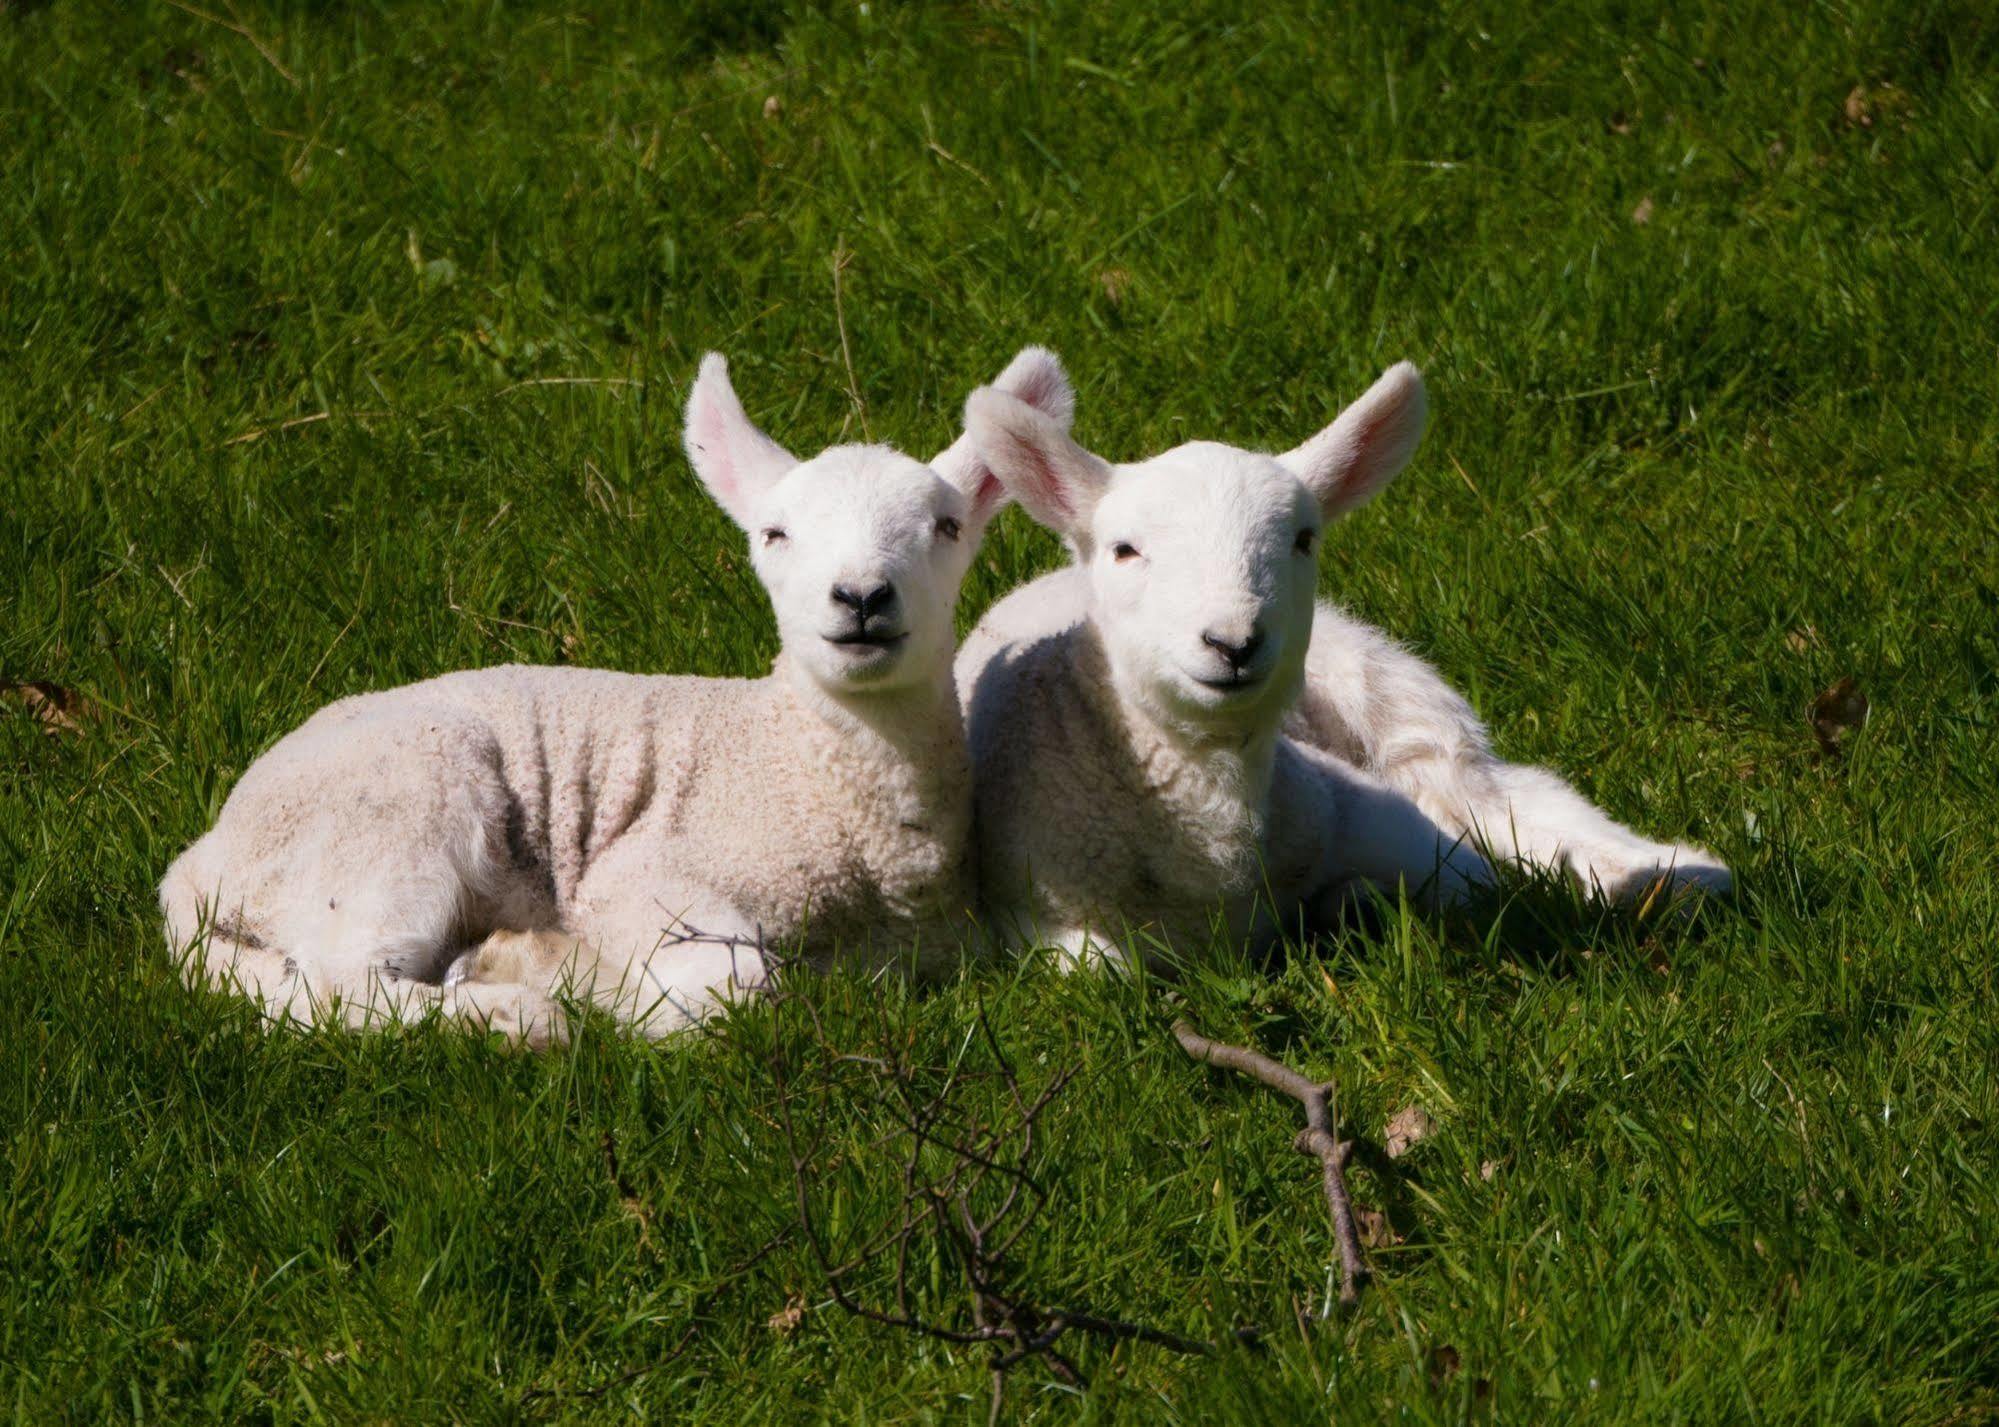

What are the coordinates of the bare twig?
(224, 409, 389, 447)
(1171, 1019, 1370, 1311)
(766, 991, 1216, 1415)
(830, 242, 869, 441)
(163, 0, 298, 86)
(600, 1128, 655, 1251)
(303, 607, 359, 690)
(493, 376, 644, 397)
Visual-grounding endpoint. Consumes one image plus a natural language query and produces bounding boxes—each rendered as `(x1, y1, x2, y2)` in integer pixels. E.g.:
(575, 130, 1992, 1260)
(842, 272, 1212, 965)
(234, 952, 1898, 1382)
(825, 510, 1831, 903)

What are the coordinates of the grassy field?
(5, 0, 1998, 1420)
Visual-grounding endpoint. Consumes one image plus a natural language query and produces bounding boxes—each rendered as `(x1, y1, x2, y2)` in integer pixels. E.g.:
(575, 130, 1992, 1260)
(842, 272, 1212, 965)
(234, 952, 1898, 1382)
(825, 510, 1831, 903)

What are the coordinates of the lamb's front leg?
(1282, 742, 1495, 916)
(440, 928, 596, 1047)
(571, 890, 775, 1037)
(449, 904, 772, 1039)
(1292, 603, 1731, 903)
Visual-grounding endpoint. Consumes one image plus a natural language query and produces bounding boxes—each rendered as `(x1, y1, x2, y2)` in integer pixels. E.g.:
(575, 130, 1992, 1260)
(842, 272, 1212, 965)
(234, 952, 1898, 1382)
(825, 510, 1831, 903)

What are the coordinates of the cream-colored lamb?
(160, 348, 1068, 1039)
(963, 361, 1732, 925)
(957, 364, 1496, 963)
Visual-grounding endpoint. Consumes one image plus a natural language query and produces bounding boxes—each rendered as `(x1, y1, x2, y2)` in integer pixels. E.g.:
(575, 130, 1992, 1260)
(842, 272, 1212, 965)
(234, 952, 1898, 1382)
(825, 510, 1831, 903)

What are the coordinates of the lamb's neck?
(771, 653, 974, 938)
(1071, 626, 1278, 825)
(773, 653, 967, 793)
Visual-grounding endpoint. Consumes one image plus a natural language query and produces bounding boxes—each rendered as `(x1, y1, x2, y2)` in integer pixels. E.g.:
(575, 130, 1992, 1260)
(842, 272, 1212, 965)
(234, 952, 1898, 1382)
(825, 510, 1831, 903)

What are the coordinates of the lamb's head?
(965, 362, 1428, 738)
(684, 348, 1071, 696)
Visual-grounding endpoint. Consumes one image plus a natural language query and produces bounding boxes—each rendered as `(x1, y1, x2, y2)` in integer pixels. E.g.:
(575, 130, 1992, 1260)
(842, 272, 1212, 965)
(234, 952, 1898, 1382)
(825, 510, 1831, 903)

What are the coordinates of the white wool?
(959, 361, 1731, 960)
(160, 347, 1071, 1038)
(1283, 603, 1732, 900)
(958, 363, 1493, 963)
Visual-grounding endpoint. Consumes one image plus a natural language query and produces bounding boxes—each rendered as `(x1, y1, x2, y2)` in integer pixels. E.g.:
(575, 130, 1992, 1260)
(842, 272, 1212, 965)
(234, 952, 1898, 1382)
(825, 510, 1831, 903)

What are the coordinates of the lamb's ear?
(683, 352, 798, 529)
(1276, 361, 1428, 520)
(931, 346, 1076, 534)
(964, 384, 1112, 543)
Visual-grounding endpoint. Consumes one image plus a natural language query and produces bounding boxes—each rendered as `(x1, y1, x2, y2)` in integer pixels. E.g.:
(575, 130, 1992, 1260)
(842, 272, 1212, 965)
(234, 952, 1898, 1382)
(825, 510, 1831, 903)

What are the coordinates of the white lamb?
(160, 348, 1068, 1040)
(959, 360, 1730, 963)
(956, 364, 1498, 963)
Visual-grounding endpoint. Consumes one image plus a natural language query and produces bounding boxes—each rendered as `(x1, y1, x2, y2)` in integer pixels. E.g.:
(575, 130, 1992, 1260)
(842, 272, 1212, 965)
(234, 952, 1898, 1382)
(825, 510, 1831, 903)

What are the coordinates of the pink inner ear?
(1011, 436, 1072, 521)
(970, 469, 1006, 521)
(1015, 366, 1059, 417)
(1352, 404, 1407, 482)
(687, 395, 739, 497)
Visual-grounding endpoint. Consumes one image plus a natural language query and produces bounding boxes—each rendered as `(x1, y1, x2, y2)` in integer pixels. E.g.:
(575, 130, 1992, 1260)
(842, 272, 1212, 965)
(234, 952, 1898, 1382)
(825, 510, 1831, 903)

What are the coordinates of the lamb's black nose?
(831, 582, 897, 623)
(1202, 627, 1265, 671)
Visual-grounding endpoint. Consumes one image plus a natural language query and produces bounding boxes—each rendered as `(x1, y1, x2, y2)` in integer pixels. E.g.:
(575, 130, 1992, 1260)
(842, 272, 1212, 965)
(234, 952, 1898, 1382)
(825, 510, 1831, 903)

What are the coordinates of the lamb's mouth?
(1192, 671, 1264, 693)
(825, 631, 908, 650)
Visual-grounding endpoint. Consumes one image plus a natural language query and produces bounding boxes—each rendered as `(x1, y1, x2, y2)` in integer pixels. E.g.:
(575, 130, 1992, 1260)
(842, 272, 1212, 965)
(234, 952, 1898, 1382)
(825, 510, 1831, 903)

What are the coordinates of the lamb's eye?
(935, 516, 962, 542)
(1294, 528, 1317, 555)
(1111, 542, 1141, 563)
(761, 527, 788, 547)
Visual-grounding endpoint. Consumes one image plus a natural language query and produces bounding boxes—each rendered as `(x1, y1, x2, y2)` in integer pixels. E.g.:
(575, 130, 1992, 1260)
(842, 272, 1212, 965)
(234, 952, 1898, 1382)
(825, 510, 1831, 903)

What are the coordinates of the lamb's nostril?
(1201, 628, 1265, 670)
(831, 582, 897, 621)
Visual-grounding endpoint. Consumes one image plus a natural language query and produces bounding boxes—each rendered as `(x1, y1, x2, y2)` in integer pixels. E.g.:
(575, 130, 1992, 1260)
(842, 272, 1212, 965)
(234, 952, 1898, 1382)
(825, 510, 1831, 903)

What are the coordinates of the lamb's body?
(159, 347, 1060, 1039)
(968, 567, 1730, 906)
(161, 660, 973, 1032)
(954, 356, 1728, 965)
(961, 618, 1483, 958)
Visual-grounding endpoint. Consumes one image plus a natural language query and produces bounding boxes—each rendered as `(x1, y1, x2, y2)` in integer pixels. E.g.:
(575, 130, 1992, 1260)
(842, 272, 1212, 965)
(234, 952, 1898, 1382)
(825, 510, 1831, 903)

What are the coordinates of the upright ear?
(964, 384, 1113, 546)
(931, 346, 1076, 535)
(1276, 361, 1428, 519)
(682, 352, 798, 529)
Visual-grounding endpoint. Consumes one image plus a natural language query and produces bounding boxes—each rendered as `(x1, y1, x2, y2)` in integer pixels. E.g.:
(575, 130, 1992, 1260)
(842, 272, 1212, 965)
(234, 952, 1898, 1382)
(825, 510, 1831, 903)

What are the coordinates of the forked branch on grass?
(767, 989, 1219, 1423)
(1171, 1019, 1370, 1311)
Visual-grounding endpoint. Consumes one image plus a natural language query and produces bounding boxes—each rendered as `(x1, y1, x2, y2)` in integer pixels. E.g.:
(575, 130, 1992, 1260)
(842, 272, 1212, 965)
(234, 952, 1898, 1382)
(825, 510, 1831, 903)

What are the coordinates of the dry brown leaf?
(1355, 1205, 1397, 1249)
(1843, 82, 1912, 131)
(1479, 1159, 1499, 1182)
(1785, 625, 1819, 654)
(1630, 195, 1655, 225)
(762, 94, 783, 121)
(1808, 675, 1869, 756)
(1427, 1344, 1462, 1388)
(766, 1294, 807, 1334)
(1384, 1104, 1436, 1159)
(1098, 267, 1132, 307)
(1, 680, 92, 736)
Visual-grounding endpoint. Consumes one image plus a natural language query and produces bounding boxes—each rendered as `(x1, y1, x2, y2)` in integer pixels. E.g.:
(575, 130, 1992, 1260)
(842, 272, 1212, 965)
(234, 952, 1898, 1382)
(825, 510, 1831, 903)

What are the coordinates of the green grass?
(4, 0, 1998, 1419)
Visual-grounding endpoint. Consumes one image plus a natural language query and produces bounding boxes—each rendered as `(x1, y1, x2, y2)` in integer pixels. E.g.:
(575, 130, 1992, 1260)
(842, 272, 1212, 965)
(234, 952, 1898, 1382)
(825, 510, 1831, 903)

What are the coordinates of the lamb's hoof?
(1600, 850, 1734, 911)
(442, 948, 480, 990)
(450, 929, 584, 990)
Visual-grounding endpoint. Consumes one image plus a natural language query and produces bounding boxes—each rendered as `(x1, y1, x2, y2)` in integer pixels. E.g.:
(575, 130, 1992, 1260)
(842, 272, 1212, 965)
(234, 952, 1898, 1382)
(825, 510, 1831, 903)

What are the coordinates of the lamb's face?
(747, 447, 977, 692)
(1086, 444, 1321, 732)
(965, 359, 1429, 740)
(682, 349, 1065, 698)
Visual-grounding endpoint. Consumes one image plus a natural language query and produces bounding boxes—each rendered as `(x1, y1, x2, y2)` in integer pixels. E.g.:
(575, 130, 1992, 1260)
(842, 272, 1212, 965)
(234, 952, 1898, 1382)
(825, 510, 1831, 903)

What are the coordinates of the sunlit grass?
(3, 0, 1996, 1420)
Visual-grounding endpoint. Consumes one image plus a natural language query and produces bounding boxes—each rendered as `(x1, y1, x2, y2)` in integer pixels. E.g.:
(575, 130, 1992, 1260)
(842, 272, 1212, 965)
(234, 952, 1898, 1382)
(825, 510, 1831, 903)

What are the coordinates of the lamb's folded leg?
(442, 928, 598, 1046)
(549, 893, 774, 1038)
(1291, 602, 1731, 902)
(440, 979, 570, 1049)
